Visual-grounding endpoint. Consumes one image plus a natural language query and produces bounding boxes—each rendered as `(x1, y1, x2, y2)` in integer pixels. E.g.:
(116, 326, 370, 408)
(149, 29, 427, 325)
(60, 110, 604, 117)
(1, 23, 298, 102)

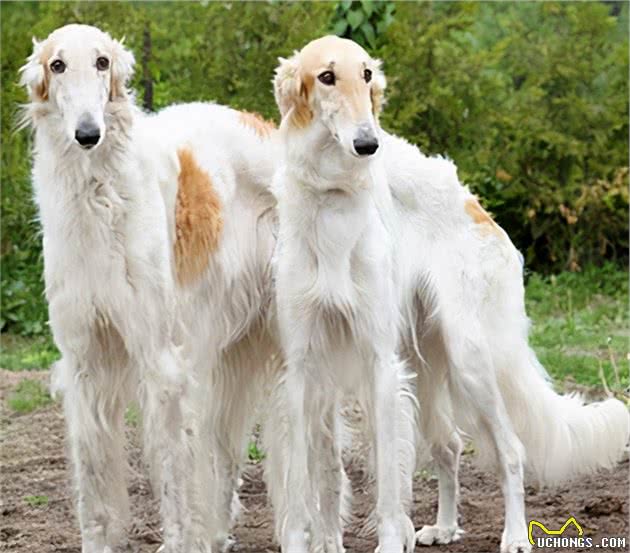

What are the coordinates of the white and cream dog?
(270, 35, 629, 553)
(19, 24, 281, 552)
(272, 35, 417, 553)
(19, 24, 628, 553)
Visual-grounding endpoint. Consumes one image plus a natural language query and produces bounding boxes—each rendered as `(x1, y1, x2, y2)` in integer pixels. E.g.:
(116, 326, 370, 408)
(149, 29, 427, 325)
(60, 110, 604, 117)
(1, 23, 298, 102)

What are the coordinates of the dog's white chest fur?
(275, 172, 397, 383)
(33, 136, 173, 358)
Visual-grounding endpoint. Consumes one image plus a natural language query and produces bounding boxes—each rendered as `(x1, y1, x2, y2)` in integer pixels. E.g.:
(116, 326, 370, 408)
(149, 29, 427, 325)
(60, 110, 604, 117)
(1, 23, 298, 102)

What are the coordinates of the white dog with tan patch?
(20, 23, 628, 553)
(19, 24, 281, 552)
(272, 36, 416, 553)
(271, 35, 629, 553)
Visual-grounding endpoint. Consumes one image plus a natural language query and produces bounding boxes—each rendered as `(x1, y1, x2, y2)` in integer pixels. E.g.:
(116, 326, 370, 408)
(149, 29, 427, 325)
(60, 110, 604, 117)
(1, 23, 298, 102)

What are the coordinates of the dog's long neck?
(278, 132, 380, 289)
(283, 126, 373, 195)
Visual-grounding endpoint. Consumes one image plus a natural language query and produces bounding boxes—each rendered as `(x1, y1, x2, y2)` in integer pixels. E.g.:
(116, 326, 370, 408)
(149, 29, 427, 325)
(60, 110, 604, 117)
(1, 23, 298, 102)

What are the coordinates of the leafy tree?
(378, 1, 628, 269)
(332, 0, 395, 49)
(1, 1, 627, 336)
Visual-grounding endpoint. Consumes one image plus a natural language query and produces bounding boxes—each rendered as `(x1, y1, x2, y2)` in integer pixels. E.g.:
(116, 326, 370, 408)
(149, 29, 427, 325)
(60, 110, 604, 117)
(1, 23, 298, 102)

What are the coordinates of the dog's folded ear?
(19, 37, 49, 102)
(273, 53, 312, 128)
(110, 38, 135, 101)
(370, 59, 387, 118)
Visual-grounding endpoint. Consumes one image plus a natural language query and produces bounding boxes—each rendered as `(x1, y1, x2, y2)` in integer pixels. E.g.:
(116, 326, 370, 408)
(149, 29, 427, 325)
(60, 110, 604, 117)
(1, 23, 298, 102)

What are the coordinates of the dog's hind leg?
(440, 322, 530, 553)
(415, 434, 464, 546)
(208, 426, 241, 552)
(139, 346, 198, 553)
(206, 348, 266, 552)
(59, 357, 132, 553)
(261, 375, 290, 546)
(412, 352, 464, 546)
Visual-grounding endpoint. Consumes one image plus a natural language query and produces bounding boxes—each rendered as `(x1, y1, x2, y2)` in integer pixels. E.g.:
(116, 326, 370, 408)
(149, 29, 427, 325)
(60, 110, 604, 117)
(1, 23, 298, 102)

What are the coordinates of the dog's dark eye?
(318, 71, 335, 86)
(96, 56, 110, 71)
(364, 69, 372, 83)
(50, 59, 66, 74)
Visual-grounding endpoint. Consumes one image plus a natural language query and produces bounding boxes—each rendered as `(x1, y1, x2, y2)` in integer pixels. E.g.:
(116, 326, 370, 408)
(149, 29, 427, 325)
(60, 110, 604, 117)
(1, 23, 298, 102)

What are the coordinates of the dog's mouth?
(78, 143, 99, 151)
(349, 149, 377, 160)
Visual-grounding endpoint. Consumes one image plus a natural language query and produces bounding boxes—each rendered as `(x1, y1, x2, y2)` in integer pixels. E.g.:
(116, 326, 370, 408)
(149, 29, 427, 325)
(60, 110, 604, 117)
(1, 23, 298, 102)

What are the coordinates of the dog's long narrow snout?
(352, 126, 379, 157)
(74, 114, 101, 149)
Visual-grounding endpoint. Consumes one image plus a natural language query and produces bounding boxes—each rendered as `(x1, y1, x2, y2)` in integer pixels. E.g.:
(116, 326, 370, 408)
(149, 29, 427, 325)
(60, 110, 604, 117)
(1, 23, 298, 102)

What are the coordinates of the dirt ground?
(1, 369, 628, 553)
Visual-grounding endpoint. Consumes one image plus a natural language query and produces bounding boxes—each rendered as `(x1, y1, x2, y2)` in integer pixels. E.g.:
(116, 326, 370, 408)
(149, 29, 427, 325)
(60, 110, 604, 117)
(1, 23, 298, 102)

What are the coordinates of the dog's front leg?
(369, 354, 415, 553)
(59, 358, 132, 553)
(310, 397, 346, 553)
(280, 361, 311, 553)
(139, 347, 200, 553)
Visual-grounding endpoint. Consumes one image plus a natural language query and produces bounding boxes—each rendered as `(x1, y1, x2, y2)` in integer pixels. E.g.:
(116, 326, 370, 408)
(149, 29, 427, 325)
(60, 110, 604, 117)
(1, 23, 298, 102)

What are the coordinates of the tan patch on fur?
(337, 78, 368, 123)
(174, 149, 223, 285)
(465, 197, 503, 238)
(110, 70, 120, 100)
(110, 59, 126, 100)
(35, 41, 56, 101)
(34, 71, 49, 102)
(289, 36, 378, 128)
(370, 81, 385, 117)
(290, 73, 314, 129)
(238, 111, 277, 138)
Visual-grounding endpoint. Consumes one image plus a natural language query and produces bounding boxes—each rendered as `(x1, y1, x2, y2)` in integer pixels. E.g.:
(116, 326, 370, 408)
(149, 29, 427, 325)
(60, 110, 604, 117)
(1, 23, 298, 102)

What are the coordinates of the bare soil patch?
(1, 369, 627, 553)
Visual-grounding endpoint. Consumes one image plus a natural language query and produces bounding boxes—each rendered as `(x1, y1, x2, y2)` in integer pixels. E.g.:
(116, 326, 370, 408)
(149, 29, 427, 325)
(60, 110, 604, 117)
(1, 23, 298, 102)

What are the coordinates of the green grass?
(24, 495, 49, 507)
(526, 263, 628, 392)
(125, 402, 141, 427)
(8, 379, 53, 413)
(0, 334, 59, 371)
(248, 441, 265, 463)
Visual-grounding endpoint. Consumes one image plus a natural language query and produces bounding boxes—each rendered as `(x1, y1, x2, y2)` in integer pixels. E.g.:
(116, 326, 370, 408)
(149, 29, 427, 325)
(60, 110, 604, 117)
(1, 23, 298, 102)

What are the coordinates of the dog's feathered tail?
(488, 348, 629, 486)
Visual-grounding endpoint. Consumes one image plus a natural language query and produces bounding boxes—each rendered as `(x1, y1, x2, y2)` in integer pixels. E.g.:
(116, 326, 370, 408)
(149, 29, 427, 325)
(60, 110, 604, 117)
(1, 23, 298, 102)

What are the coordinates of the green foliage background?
(1, 1, 628, 336)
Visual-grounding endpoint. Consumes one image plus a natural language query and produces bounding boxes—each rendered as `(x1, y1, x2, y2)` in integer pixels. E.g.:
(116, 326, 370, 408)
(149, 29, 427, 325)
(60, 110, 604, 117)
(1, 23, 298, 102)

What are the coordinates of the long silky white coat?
(19, 24, 629, 553)
(267, 35, 630, 553)
(19, 24, 280, 553)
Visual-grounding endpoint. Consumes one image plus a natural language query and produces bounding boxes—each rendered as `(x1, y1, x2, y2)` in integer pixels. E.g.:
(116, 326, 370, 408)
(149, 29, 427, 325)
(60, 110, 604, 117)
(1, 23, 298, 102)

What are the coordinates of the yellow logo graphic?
(528, 516, 583, 546)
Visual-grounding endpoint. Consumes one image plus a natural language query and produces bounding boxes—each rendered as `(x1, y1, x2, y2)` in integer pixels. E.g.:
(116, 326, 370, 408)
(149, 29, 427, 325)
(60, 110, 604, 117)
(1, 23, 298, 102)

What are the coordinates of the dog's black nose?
(353, 138, 379, 156)
(75, 118, 101, 149)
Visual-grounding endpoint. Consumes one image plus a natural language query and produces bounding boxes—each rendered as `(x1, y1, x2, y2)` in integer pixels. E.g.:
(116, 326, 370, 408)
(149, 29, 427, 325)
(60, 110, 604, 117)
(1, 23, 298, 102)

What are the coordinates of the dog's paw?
(374, 536, 404, 553)
(402, 515, 416, 552)
(415, 525, 464, 546)
(500, 540, 531, 553)
(310, 535, 345, 553)
(282, 530, 309, 553)
(324, 536, 345, 553)
(373, 546, 403, 553)
(186, 538, 214, 553)
(221, 534, 237, 552)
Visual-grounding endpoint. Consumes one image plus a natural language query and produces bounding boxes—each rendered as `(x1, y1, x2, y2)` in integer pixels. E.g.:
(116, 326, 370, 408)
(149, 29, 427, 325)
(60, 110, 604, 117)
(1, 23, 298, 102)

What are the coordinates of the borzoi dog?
(20, 24, 280, 552)
(272, 35, 629, 553)
(272, 35, 416, 553)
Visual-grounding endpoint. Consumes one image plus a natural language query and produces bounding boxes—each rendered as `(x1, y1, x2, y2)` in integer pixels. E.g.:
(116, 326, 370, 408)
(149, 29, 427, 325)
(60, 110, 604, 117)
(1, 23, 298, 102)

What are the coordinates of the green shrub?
(332, 1, 396, 49)
(377, 2, 628, 271)
(0, 334, 59, 370)
(1, 2, 627, 336)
